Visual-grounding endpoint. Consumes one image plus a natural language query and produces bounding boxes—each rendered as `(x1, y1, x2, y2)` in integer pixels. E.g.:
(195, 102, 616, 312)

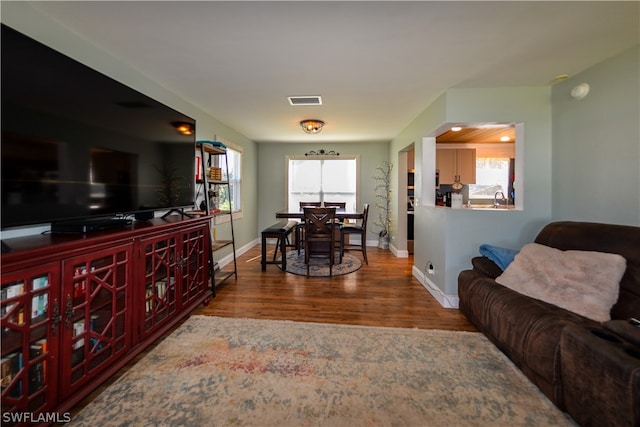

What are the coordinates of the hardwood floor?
(194, 243, 477, 331)
(66, 243, 475, 421)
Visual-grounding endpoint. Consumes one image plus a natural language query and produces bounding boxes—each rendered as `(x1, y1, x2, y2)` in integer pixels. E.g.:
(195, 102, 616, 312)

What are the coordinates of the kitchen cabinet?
(436, 148, 476, 185)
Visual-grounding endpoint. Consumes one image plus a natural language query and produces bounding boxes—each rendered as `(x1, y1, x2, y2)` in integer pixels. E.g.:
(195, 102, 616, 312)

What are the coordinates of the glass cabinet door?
(139, 234, 179, 340)
(179, 225, 209, 308)
(1, 264, 59, 418)
(60, 245, 131, 399)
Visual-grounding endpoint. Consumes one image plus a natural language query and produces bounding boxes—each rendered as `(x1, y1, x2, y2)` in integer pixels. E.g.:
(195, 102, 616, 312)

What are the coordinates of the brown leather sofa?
(458, 221, 640, 426)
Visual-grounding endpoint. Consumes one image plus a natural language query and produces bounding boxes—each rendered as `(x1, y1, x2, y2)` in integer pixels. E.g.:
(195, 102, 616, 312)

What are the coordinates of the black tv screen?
(1, 24, 196, 229)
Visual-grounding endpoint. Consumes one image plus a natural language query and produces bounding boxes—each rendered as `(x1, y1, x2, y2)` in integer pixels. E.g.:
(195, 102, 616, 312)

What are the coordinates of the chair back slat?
(300, 201, 322, 208)
(303, 207, 337, 275)
(323, 202, 346, 209)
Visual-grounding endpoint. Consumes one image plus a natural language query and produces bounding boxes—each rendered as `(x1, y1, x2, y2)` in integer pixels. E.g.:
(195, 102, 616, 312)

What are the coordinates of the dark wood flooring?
(195, 243, 476, 331)
(67, 243, 475, 420)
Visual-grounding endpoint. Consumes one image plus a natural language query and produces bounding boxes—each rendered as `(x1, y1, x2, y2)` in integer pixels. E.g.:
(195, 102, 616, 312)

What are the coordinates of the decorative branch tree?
(373, 161, 393, 249)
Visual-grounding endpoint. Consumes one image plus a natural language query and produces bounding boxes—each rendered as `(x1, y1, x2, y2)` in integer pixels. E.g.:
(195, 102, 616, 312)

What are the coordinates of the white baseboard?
(217, 238, 258, 268)
(412, 265, 459, 309)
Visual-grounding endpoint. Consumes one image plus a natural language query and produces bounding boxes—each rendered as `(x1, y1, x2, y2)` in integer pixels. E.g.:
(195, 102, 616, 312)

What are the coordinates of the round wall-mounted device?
(571, 83, 590, 100)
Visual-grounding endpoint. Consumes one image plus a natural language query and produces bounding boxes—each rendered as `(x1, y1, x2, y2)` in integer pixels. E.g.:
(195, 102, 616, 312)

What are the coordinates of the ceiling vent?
(288, 95, 322, 106)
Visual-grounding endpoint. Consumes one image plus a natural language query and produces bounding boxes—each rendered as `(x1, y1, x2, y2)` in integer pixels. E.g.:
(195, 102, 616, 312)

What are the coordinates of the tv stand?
(1, 216, 211, 419)
(162, 208, 196, 219)
(51, 217, 133, 234)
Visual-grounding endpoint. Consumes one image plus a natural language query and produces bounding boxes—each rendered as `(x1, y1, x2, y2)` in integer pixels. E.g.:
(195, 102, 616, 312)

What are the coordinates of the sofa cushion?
(471, 256, 503, 279)
(534, 221, 640, 320)
(496, 243, 626, 322)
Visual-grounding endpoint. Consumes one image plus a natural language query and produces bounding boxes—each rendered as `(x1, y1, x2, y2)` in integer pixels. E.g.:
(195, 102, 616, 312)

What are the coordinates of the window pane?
(290, 160, 321, 192)
(468, 158, 509, 199)
(322, 160, 356, 192)
(288, 158, 357, 211)
(218, 147, 241, 212)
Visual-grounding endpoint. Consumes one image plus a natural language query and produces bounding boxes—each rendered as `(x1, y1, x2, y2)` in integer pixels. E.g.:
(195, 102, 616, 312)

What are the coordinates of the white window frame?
(286, 154, 360, 211)
(467, 156, 511, 203)
(214, 138, 243, 223)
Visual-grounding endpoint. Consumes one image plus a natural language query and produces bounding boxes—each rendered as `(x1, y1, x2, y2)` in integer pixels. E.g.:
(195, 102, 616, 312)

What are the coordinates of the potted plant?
(373, 161, 393, 249)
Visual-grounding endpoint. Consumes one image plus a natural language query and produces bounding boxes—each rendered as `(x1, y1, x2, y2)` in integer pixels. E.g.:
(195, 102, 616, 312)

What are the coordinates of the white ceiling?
(26, 1, 639, 144)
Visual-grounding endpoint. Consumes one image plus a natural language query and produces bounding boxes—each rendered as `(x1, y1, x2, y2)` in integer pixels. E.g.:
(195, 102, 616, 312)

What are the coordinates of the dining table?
(275, 208, 364, 221)
(275, 208, 364, 262)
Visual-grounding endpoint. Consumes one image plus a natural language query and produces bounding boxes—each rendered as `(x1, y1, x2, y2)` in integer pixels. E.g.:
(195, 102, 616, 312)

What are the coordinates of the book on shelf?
(145, 287, 154, 313)
(31, 292, 48, 319)
(33, 338, 47, 378)
(29, 344, 44, 392)
(90, 314, 102, 351)
(8, 307, 25, 326)
(71, 320, 86, 365)
(154, 277, 175, 300)
(73, 268, 87, 299)
(2, 351, 22, 397)
(2, 282, 25, 300)
(156, 280, 167, 300)
(1, 301, 18, 318)
(1, 357, 12, 388)
(73, 319, 85, 350)
(31, 276, 48, 290)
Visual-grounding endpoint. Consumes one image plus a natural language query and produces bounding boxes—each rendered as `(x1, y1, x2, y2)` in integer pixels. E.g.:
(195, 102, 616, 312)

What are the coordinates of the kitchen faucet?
(494, 191, 507, 208)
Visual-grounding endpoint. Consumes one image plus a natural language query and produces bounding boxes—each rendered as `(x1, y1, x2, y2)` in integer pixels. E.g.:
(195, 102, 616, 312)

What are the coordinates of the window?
(213, 143, 242, 220)
(468, 157, 511, 201)
(287, 156, 358, 211)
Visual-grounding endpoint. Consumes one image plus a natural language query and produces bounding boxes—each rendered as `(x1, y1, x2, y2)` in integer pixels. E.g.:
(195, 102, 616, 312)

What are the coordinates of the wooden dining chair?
(340, 203, 369, 265)
(323, 202, 346, 209)
(296, 202, 322, 252)
(299, 201, 322, 208)
(303, 207, 337, 276)
(321, 203, 347, 259)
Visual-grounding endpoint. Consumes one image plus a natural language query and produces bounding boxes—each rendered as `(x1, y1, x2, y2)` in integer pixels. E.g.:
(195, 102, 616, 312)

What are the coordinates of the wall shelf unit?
(197, 141, 237, 289)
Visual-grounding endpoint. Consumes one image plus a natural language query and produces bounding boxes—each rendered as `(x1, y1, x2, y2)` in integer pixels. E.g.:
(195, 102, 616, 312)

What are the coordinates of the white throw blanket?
(496, 243, 627, 322)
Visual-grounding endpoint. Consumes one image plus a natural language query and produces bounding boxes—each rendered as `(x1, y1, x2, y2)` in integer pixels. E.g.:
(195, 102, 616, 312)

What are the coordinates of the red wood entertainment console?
(1, 216, 211, 425)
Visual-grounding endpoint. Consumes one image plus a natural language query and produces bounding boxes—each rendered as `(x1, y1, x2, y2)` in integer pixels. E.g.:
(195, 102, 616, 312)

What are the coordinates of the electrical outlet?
(425, 261, 435, 275)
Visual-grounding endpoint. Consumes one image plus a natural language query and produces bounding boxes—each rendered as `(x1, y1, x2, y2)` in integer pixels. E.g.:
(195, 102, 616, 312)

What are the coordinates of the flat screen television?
(1, 24, 196, 230)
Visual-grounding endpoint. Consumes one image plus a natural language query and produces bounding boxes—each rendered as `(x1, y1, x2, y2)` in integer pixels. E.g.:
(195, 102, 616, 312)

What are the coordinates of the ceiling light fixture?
(451, 126, 462, 132)
(500, 136, 511, 142)
(172, 121, 194, 135)
(300, 119, 325, 134)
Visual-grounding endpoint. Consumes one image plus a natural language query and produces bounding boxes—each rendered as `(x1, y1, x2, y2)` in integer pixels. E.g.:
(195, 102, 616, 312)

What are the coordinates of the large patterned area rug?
(279, 250, 362, 276)
(71, 316, 575, 427)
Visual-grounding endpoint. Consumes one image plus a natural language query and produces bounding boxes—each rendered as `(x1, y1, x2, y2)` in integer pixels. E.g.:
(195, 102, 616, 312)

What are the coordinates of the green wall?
(390, 46, 639, 306)
(1, 2, 259, 254)
(391, 87, 553, 305)
(3, 3, 638, 303)
(551, 45, 640, 226)
(256, 142, 389, 240)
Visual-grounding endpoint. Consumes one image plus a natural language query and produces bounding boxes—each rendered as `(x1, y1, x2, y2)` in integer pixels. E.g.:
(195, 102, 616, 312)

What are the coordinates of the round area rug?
(279, 250, 362, 276)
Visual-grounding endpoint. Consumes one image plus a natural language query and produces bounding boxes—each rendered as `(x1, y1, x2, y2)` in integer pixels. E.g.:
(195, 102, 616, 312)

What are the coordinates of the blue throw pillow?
(479, 244, 519, 271)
